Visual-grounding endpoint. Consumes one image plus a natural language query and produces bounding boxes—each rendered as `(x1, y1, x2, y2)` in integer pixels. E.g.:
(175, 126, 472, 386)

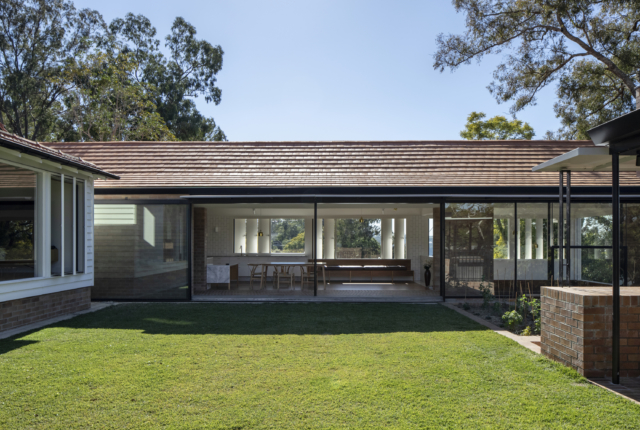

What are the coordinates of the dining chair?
(249, 264, 265, 290)
(277, 265, 295, 289)
(301, 264, 317, 290)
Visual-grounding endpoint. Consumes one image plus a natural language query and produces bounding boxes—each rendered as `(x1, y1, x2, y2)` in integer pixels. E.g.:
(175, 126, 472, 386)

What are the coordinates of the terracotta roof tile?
(44, 140, 640, 189)
(0, 131, 118, 179)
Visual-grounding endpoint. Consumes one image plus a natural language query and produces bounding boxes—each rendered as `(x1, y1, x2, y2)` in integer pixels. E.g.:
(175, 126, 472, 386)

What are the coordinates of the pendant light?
(258, 208, 264, 236)
(359, 208, 364, 223)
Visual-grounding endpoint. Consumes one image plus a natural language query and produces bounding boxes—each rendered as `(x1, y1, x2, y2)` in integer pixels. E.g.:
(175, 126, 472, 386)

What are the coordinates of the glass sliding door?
(93, 202, 190, 299)
(515, 203, 550, 295)
(445, 203, 515, 298)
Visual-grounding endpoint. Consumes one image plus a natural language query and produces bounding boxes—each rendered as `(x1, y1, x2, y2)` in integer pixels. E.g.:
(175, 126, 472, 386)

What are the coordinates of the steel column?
(313, 201, 318, 297)
(559, 171, 564, 286)
(566, 171, 571, 286)
(514, 203, 518, 296)
(612, 152, 620, 384)
(440, 202, 445, 301)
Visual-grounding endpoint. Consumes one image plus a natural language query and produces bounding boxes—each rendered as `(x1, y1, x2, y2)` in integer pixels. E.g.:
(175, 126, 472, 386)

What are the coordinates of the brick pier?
(541, 286, 640, 378)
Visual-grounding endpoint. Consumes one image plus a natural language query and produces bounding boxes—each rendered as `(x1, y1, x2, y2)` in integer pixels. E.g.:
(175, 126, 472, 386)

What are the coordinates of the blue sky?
(74, 0, 562, 141)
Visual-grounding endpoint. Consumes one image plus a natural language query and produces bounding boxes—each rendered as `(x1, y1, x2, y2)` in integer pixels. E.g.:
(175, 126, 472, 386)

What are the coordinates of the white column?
(316, 218, 323, 259)
(324, 219, 335, 259)
(536, 218, 544, 259)
(394, 218, 405, 259)
(516, 218, 521, 260)
(525, 219, 532, 259)
(258, 218, 270, 253)
(60, 174, 65, 277)
(381, 218, 393, 259)
(246, 219, 258, 253)
(234, 219, 246, 253)
(304, 217, 313, 256)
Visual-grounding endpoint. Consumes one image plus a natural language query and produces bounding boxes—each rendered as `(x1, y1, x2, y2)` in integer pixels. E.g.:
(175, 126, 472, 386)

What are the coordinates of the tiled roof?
(0, 130, 119, 179)
(45, 140, 640, 189)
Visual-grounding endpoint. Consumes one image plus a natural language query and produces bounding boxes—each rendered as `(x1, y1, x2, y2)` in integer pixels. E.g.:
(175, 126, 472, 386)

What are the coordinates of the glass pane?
(271, 219, 305, 254)
(50, 176, 62, 276)
(63, 177, 73, 275)
(76, 180, 85, 273)
(445, 203, 514, 298)
(335, 218, 382, 258)
(0, 162, 36, 281)
(516, 203, 550, 295)
(93, 203, 189, 299)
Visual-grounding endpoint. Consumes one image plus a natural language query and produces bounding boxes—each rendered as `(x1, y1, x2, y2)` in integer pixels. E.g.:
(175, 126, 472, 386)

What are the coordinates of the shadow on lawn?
(52, 303, 487, 336)
(0, 339, 38, 355)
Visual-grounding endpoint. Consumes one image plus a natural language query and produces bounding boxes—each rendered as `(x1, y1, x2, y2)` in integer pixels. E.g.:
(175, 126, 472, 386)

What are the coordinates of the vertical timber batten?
(612, 151, 620, 384)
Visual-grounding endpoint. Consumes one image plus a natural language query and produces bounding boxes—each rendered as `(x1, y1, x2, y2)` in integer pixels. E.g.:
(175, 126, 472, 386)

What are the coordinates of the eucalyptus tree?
(0, 0, 105, 140)
(460, 112, 535, 139)
(434, 0, 640, 139)
(109, 14, 226, 141)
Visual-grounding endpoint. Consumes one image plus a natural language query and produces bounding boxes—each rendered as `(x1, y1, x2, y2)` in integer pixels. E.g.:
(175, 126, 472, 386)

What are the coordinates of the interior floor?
(195, 280, 440, 298)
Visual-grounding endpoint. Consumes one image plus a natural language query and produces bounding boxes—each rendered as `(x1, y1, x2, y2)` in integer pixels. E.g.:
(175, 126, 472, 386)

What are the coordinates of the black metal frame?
(550, 245, 627, 288)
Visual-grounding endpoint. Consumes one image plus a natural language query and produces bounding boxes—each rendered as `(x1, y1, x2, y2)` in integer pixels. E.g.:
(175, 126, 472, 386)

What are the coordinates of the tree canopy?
(460, 112, 535, 140)
(434, 0, 640, 139)
(0, 0, 226, 142)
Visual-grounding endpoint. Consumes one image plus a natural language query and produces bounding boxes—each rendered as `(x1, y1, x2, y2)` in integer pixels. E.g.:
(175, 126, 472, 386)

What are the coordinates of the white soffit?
(532, 147, 640, 172)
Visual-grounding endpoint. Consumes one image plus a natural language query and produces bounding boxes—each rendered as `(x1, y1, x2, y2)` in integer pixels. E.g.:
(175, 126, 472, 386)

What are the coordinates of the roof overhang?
(532, 147, 640, 172)
(588, 109, 640, 148)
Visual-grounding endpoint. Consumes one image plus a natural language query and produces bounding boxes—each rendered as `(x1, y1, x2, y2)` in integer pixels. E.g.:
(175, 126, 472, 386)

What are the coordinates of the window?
(0, 162, 36, 281)
(271, 219, 305, 254)
(234, 218, 306, 254)
(335, 218, 381, 259)
(51, 175, 85, 276)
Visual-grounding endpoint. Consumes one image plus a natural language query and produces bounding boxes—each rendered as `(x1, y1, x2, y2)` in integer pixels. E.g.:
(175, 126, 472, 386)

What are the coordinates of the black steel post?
(547, 202, 553, 283)
(612, 152, 620, 384)
(559, 171, 564, 286)
(187, 203, 192, 301)
(514, 203, 518, 297)
(313, 202, 318, 297)
(566, 171, 571, 286)
(440, 202, 445, 301)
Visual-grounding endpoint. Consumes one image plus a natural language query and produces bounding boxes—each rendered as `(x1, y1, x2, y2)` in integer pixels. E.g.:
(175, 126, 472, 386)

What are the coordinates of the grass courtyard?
(0, 303, 639, 429)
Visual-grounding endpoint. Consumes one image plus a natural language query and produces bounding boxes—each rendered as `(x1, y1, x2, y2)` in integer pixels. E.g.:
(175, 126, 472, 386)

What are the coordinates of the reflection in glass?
(0, 162, 36, 281)
(93, 204, 189, 299)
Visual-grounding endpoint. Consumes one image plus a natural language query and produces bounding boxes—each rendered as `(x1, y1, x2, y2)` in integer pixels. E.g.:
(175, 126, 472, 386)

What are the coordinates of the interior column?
(234, 219, 246, 253)
(246, 219, 258, 253)
(323, 218, 335, 258)
(536, 218, 544, 259)
(258, 218, 270, 253)
(304, 217, 313, 256)
(525, 219, 532, 259)
(381, 218, 393, 259)
(316, 218, 323, 259)
(394, 218, 405, 259)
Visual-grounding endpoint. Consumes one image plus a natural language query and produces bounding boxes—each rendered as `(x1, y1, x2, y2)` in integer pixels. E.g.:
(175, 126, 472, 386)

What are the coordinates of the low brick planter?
(541, 286, 640, 378)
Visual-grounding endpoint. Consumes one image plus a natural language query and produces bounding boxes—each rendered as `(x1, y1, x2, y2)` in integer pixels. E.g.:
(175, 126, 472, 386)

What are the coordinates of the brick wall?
(0, 287, 91, 333)
(541, 286, 640, 378)
(193, 207, 207, 293)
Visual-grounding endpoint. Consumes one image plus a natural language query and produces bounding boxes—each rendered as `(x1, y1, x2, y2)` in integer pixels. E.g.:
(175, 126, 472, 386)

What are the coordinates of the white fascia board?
(43, 159, 63, 170)
(62, 165, 79, 174)
(532, 147, 611, 172)
(0, 146, 21, 158)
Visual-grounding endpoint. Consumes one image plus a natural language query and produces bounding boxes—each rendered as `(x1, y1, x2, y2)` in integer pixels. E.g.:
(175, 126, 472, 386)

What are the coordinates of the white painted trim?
(0, 275, 93, 303)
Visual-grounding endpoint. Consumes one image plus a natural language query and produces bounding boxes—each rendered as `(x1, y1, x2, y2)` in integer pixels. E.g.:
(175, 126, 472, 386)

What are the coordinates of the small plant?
(492, 302, 502, 315)
(529, 298, 541, 334)
(462, 302, 471, 311)
(521, 326, 532, 336)
(502, 310, 523, 331)
(479, 279, 494, 309)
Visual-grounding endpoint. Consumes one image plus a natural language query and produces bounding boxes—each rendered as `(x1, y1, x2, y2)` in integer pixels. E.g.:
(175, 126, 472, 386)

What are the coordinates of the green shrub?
(502, 310, 523, 331)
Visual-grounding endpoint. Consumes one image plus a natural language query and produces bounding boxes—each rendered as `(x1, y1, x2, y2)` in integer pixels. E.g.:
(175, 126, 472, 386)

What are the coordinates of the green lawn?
(0, 303, 638, 429)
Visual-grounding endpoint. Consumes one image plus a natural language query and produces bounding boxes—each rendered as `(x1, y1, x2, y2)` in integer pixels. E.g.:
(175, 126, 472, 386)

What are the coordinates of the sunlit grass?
(0, 303, 638, 429)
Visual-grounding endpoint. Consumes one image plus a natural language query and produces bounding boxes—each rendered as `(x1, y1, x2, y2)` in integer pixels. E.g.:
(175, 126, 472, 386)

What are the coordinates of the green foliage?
(0, 0, 105, 140)
(502, 310, 523, 331)
(54, 51, 176, 142)
(271, 219, 305, 252)
(335, 219, 381, 258)
(0, 3, 225, 142)
(479, 280, 494, 308)
(282, 231, 305, 252)
(435, 1, 640, 139)
(462, 302, 471, 311)
(0, 221, 34, 260)
(460, 112, 535, 140)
